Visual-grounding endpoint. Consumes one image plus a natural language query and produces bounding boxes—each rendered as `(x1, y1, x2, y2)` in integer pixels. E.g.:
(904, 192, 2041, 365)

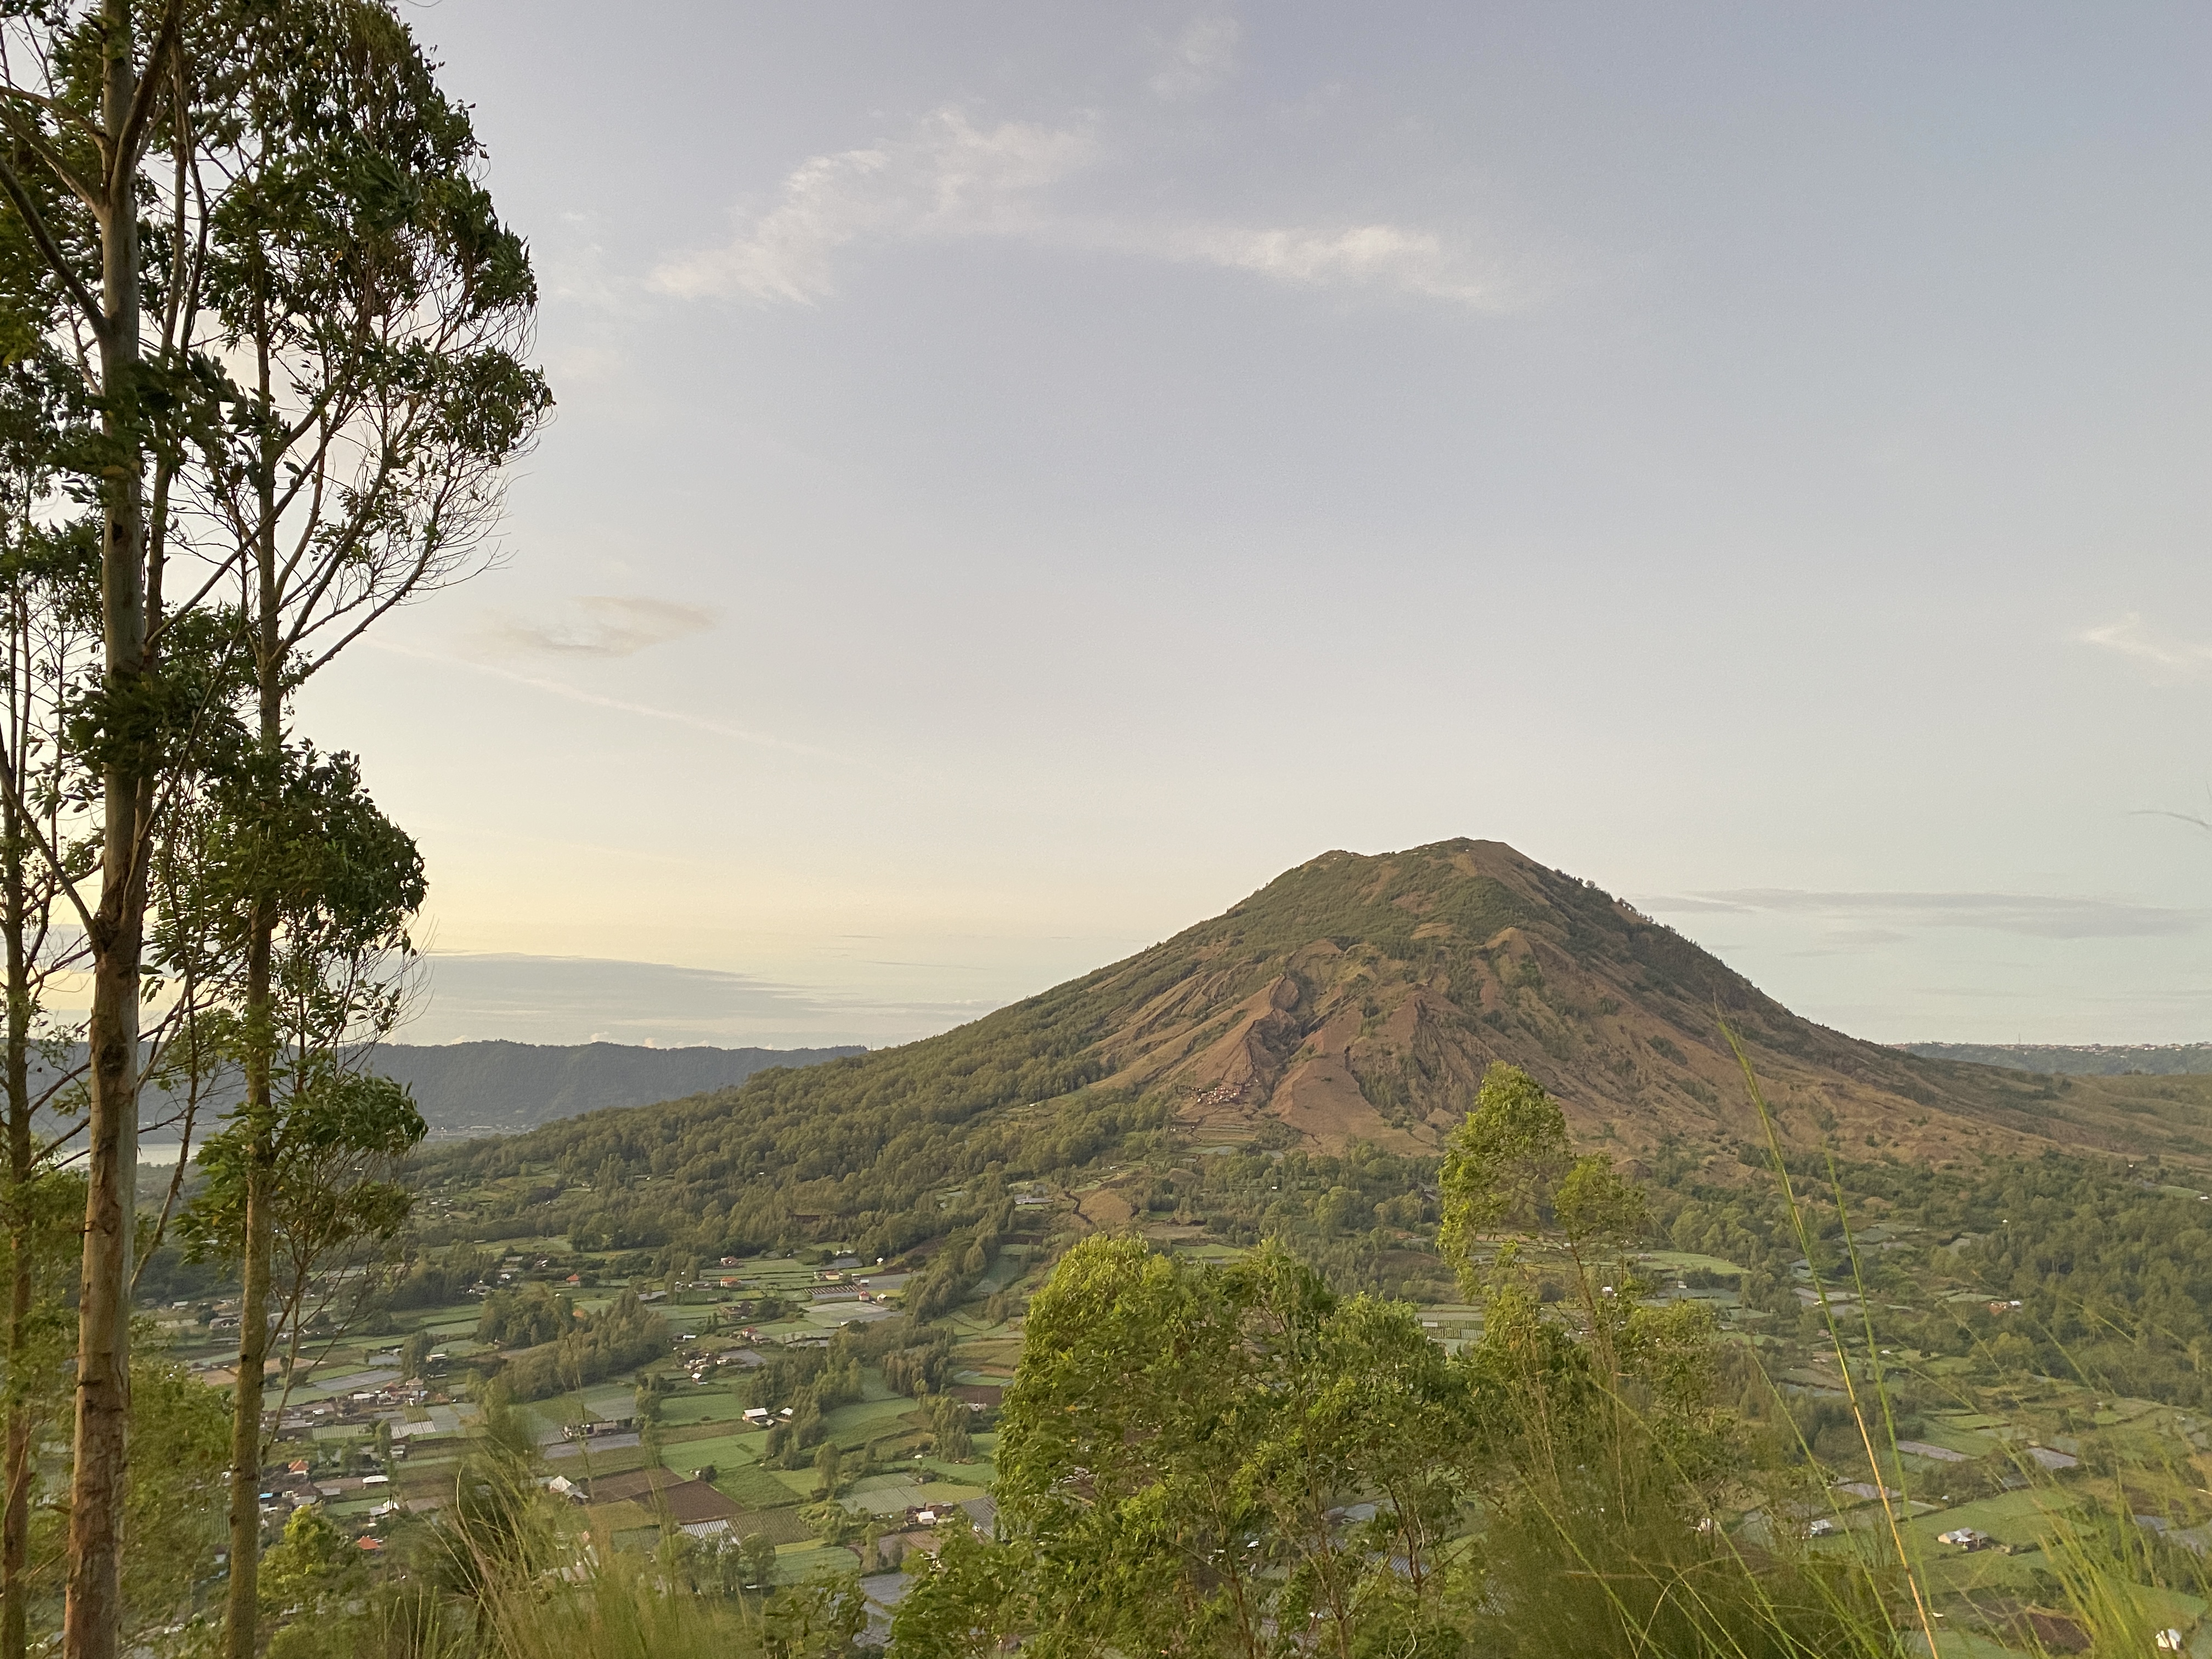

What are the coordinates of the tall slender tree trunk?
(220, 322, 282, 1659)
(218, 915, 272, 1659)
(64, 7, 151, 1657)
(2, 610, 32, 1659)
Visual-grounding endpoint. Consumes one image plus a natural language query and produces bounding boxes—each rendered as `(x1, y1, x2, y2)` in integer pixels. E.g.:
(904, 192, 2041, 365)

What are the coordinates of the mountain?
(1900, 1042, 2212, 1077)
(429, 842, 2212, 1257)
(906, 837, 2202, 1168)
(132, 1041, 864, 1147)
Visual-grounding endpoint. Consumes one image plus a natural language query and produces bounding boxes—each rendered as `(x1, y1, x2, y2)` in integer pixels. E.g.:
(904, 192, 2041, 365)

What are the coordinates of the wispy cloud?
(1082, 219, 1504, 306)
(362, 638, 844, 760)
(1149, 12, 1240, 99)
(479, 595, 716, 659)
(652, 111, 1096, 304)
(2082, 613, 2212, 681)
(651, 108, 1513, 311)
(1648, 889, 2201, 940)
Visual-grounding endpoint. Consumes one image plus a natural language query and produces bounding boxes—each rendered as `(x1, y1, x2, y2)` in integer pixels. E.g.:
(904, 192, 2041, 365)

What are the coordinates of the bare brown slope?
(1058, 840, 2181, 1170)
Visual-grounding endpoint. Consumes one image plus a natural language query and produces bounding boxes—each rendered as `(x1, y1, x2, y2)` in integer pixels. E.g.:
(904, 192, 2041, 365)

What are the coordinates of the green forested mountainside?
(416, 840, 2212, 1263)
(1903, 1041, 2212, 1076)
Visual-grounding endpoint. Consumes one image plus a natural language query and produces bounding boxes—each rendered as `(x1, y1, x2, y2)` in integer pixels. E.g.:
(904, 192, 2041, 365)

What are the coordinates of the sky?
(296, 1, 2212, 1051)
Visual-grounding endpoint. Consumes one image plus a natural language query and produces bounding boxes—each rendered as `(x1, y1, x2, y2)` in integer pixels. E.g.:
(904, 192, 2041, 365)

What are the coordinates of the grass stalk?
(1722, 1020, 1940, 1657)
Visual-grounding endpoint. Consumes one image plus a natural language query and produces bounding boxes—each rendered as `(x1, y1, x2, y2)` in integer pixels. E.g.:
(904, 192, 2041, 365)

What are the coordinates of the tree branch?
(0, 81, 101, 146)
(0, 151, 105, 338)
(0, 86, 104, 204)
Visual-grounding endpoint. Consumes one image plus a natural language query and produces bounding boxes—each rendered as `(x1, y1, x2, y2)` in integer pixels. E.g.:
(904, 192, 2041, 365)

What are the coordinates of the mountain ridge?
(128, 1039, 864, 1144)
(430, 843, 2212, 1261)
(369, 1040, 867, 1138)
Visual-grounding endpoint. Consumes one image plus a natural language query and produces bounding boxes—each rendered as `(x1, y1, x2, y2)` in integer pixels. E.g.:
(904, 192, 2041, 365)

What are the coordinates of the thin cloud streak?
(1073, 218, 1505, 306)
(2083, 613, 2212, 680)
(1647, 888, 2200, 940)
(478, 595, 716, 659)
(650, 108, 1515, 311)
(363, 639, 849, 761)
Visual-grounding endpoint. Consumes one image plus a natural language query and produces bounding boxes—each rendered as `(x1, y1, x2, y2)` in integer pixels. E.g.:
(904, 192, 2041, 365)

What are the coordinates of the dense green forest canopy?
(414, 1003, 1163, 1258)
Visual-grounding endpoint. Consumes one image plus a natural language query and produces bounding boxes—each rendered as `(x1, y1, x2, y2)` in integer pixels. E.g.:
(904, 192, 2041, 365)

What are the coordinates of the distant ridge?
(1900, 1042, 2212, 1077)
(131, 1040, 863, 1146)
(369, 1040, 867, 1137)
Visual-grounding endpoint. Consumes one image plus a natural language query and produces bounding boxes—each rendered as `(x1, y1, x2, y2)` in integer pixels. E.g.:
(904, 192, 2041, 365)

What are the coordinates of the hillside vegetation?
(419, 840, 2212, 1262)
(1903, 1041, 2212, 1076)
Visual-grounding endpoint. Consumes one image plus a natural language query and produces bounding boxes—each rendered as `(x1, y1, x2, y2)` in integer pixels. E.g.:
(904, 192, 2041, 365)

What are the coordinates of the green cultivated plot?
(569, 1384, 635, 1420)
(713, 1464, 803, 1509)
(839, 1475, 938, 1515)
(823, 1397, 922, 1448)
(770, 1545, 857, 1585)
(1634, 1250, 1748, 1276)
(554, 1446, 651, 1481)
(659, 1433, 758, 1476)
(1907, 1488, 2076, 1547)
(1170, 1240, 1248, 1265)
(1916, 1425, 2003, 1458)
(724, 1507, 816, 1545)
(516, 1405, 569, 1442)
(657, 1387, 749, 1426)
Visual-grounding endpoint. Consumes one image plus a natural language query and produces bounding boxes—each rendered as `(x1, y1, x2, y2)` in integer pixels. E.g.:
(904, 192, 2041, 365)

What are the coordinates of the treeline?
(477, 1284, 572, 1350)
(478, 1290, 669, 1404)
(707, 1318, 955, 1469)
(1875, 1154, 2212, 1404)
(415, 1049, 1164, 1259)
(904, 1201, 1017, 1321)
(1643, 1139, 2212, 1408)
(388, 1247, 500, 1311)
(1120, 1105, 2212, 1415)
(1102, 1137, 1448, 1300)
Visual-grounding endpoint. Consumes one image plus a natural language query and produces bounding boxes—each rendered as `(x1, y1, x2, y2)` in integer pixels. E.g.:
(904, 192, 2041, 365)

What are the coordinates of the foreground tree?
(916, 1234, 1476, 1658)
(0, 320, 99, 1659)
(178, 8, 544, 1647)
(159, 740, 428, 1655)
(0, 6, 534, 1653)
(896, 1068, 1885, 1658)
(0, 8, 198, 1651)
